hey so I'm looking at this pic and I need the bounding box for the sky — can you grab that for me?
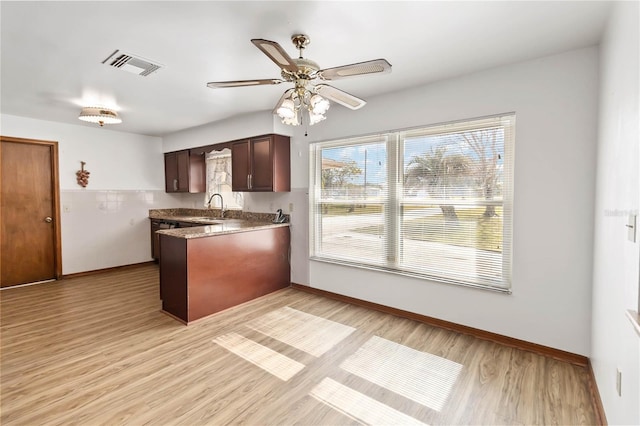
[321,128,505,186]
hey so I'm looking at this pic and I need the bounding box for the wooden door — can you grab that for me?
[1,137,61,287]
[231,141,250,191]
[250,137,273,191]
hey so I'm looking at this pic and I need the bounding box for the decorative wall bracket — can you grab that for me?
[76,161,90,187]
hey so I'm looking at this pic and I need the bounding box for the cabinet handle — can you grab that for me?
[173,179,178,191]
[247,174,251,189]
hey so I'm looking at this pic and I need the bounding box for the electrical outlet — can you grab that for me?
[289,202,294,213]
[616,368,622,396]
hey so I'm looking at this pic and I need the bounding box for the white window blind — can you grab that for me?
[310,114,515,291]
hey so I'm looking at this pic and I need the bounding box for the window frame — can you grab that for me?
[309,114,515,293]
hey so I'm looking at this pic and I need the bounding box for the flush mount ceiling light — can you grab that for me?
[207,34,392,127]
[78,107,122,127]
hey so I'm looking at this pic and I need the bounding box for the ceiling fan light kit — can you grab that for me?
[78,106,122,127]
[207,34,391,127]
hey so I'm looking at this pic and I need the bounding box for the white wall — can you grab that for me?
[591,1,640,424]
[299,47,599,356]
[1,114,194,274]
[162,111,290,152]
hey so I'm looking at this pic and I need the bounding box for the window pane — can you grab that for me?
[399,204,503,286]
[205,149,243,209]
[401,126,506,287]
[403,127,505,204]
[314,141,388,265]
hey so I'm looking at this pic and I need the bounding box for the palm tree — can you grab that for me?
[321,159,362,213]
[405,146,470,221]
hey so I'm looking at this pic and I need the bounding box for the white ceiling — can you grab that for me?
[1,1,612,137]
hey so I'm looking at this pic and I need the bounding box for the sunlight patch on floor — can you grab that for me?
[310,377,428,425]
[213,332,305,381]
[246,306,356,357]
[340,336,463,412]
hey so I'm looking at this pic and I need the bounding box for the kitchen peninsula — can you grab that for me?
[151,209,290,324]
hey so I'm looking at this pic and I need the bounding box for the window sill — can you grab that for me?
[627,310,640,337]
[310,256,512,294]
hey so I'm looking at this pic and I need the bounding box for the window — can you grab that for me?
[310,114,515,291]
[204,148,243,210]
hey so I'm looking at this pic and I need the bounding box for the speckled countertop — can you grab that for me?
[149,208,289,239]
[157,221,289,239]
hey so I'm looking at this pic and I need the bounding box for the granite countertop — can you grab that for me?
[150,208,289,239]
[156,220,289,239]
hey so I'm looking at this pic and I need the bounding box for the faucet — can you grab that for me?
[206,193,226,217]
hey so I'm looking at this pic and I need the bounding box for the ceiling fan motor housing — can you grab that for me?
[282,57,320,82]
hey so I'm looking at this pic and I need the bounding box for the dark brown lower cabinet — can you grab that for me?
[159,226,290,323]
[150,220,162,260]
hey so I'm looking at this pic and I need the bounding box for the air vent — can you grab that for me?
[102,50,162,76]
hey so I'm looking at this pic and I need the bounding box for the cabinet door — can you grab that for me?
[165,150,202,193]
[271,134,291,192]
[150,220,161,260]
[164,152,179,192]
[176,150,190,192]
[188,152,206,193]
[231,141,250,191]
[250,137,273,191]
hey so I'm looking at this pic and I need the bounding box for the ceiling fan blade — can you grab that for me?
[318,59,392,81]
[315,84,366,110]
[206,79,283,89]
[251,39,299,73]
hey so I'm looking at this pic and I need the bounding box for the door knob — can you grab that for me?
[44,217,53,223]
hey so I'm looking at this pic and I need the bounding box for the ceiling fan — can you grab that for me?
[207,34,392,126]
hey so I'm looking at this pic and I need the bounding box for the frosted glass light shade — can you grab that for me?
[310,94,330,115]
[276,99,296,119]
[78,107,122,126]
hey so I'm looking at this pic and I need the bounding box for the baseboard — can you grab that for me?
[62,261,157,279]
[291,283,589,367]
[587,359,608,425]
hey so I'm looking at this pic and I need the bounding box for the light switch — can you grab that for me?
[628,214,637,242]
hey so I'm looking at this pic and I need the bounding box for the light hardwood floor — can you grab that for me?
[1,265,598,425]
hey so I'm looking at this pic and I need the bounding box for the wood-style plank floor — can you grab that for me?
[1,265,597,425]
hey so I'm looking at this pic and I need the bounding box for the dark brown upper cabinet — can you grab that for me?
[164,150,205,193]
[231,134,290,192]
